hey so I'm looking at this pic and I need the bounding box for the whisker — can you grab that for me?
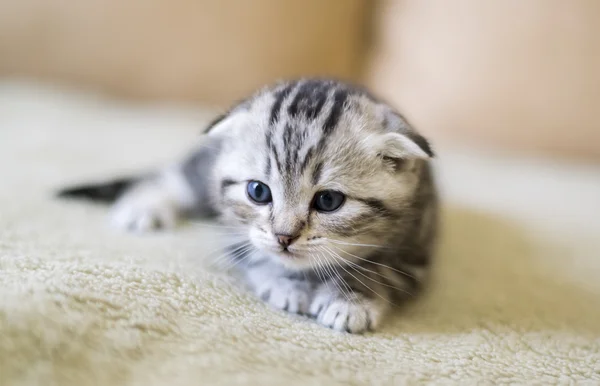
[189,230,247,236]
[321,249,352,293]
[316,247,356,305]
[193,231,249,238]
[311,253,333,294]
[219,246,256,271]
[323,246,413,297]
[188,228,249,239]
[328,243,417,281]
[206,241,252,268]
[214,243,254,271]
[201,239,248,260]
[188,221,247,230]
[320,246,400,307]
[225,242,253,260]
[322,238,388,249]
[195,233,250,239]
[324,245,392,281]
[311,260,327,289]
[314,250,351,304]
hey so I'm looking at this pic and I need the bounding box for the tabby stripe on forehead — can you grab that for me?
[322,88,348,135]
[287,80,329,119]
[287,81,308,117]
[299,146,315,174]
[283,124,295,172]
[265,130,271,149]
[283,124,303,174]
[291,125,304,166]
[269,83,295,126]
[306,84,329,120]
[265,156,271,177]
[270,143,284,175]
[311,161,323,185]
[267,83,295,174]
[282,123,294,152]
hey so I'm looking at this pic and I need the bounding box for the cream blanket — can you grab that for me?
[1,81,599,385]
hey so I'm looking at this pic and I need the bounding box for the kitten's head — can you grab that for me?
[208,80,434,271]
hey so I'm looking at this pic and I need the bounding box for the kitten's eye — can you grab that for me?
[247,181,272,204]
[313,190,345,212]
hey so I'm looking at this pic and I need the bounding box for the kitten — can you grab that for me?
[59,79,438,333]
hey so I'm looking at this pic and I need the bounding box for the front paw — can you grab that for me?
[309,290,385,333]
[111,185,178,232]
[256,277,311,315]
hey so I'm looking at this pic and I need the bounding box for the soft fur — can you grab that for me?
[59,79,438,333]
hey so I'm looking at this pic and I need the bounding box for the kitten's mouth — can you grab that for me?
[277,248,299,259]
[268,248,311,269]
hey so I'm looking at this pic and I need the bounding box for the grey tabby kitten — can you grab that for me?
[59,79,438,333]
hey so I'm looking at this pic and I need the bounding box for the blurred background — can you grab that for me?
[1,0,599,161]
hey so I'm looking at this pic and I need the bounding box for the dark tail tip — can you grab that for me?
[56,177,136,203]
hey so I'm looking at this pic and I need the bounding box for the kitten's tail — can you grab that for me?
[56,176,138,203]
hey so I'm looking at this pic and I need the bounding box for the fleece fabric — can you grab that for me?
[1,81,599,385]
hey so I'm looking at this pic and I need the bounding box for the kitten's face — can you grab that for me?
[209,81,432,271]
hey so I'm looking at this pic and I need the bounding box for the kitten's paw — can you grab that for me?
[309,291,385,333]
[110,184,178,232]
[256,277,311,315]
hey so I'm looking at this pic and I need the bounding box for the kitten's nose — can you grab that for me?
[276,234,298,248]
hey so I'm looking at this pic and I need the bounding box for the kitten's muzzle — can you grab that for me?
[276,234,299,249]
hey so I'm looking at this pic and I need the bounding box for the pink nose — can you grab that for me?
[276,234,298,248]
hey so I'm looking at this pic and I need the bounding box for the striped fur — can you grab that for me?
[59,79,439,333]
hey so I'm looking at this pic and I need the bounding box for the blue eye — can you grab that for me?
[247,181,272,204]
[313,190,345,212]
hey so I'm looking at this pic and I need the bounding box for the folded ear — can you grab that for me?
[203,110,245,136]
[376,132,433,160]
[367,109,434,172]
[203,113,228,134]
[380,110,434,159]
[203,96,251,134]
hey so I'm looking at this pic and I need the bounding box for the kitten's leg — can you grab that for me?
[111,139,220,232]
[111,168,192,231]
[308,267,393,333]
[245,262,315,315]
